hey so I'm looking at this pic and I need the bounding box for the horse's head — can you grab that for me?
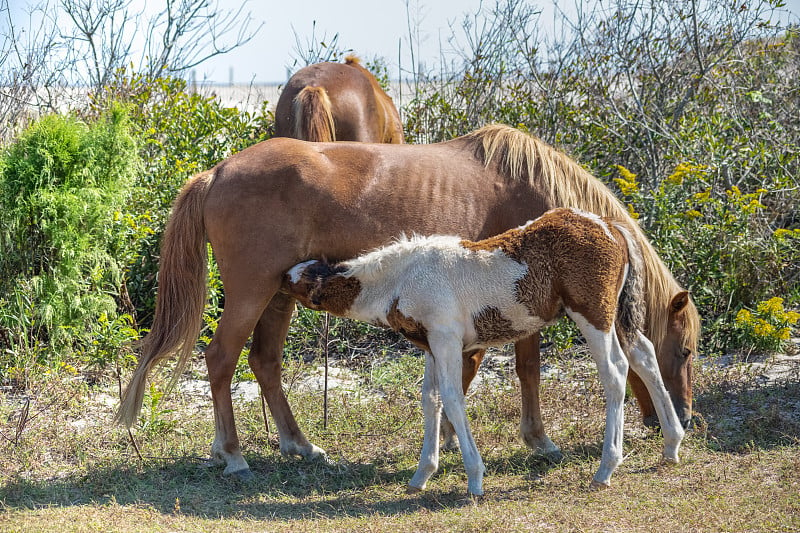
[649,291,700,429]
[283,259,362,316]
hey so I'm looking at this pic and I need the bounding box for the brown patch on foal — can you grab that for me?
[386,299,431,351]
[315,275,362,316]
[473,306,526,345]
[463,209,628,333]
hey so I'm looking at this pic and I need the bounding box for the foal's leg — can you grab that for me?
[248,291,327,460]
[515,334,561,457]
[570,313,629,488]
[440,349,483,451]
[408,352,442,493]
[430,332,485,496]
[626,331,684,462]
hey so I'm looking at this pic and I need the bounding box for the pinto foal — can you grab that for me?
[284,208,684,495]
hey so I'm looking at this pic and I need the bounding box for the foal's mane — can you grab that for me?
[463,124,701,352]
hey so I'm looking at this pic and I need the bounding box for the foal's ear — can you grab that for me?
[670,291,690,314]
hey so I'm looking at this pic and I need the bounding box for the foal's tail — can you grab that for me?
[613,221,646,347]
[292,86,336,142]
[116,170,215,427]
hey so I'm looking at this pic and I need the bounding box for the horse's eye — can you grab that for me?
[682,348,692,358]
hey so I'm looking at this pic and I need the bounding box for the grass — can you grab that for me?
[1,340,799,532]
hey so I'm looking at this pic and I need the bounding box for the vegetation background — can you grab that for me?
[1,0,798,531]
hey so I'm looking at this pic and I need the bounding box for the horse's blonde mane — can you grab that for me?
[464,124,701,352]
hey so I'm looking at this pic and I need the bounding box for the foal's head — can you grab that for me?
[283,259,361,316]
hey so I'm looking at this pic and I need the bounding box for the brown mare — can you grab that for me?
[274,55,404,143]
[118,125,700,479]
[282,208,686,494]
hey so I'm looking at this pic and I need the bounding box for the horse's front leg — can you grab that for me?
[408,351,441,493]
[440,349,484,451]
[248,291,327,461]
[515,334,561,458]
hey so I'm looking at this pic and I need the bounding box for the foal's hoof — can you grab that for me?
[406,484,423,495]
[660,455,680,465]
[224,468,255,482]
[589,479,610,491]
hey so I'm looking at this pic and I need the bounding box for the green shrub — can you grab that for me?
[0,106,141,370]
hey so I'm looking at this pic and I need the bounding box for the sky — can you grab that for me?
[199,0,501,83]
[6,0,800,85]
[198,0,800,84]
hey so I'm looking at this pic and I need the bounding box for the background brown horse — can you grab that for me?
[117,125,700,479]
[274,56,404,143]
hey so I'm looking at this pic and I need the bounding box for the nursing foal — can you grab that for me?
[283,208,685,495]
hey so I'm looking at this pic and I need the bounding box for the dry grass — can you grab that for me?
[1,344,799,532]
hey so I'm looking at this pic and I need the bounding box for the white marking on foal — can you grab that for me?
[287,260,318,283]
[567,207,615,241]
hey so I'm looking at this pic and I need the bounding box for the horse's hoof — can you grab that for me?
[406,484,423,494]
[589,479,610,491]
[312,453,336,466]
[224,468,255,482]
[543,449,564,463]
[661,455,680,465]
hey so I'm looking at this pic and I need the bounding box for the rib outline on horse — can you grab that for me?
[116,125,699,481]
[284,208,685,495]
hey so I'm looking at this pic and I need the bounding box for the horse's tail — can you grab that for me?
[612,221,646,348]
[116,170,215,428]
[292,86,336,142]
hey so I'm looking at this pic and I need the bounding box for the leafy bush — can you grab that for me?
[0,106,140,371]
[88,73,274,326]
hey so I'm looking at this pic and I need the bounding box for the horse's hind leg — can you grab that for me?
[248,291,326,460]
[626,331,684,462]
[515,335,561,458]
[206,300,266,478]
[440,349,483,451]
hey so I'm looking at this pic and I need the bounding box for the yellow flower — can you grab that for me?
[735,309,753,324]
[726,185,742,198]
[59,362,78,376]
[665,162,707,185]
[753,319,775,337]
[615,164,637,182]
[757,297,784,317]
[684,209,702,219]
[773,228,794,240]
[785,311,800,325]
[692,189,712,203]
[742,199,765,214]
[613,165,639,196]
[777,328,791,341]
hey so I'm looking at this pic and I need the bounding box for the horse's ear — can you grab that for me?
[670,291,690,314]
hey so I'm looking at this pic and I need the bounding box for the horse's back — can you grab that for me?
[203,136,541,264]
